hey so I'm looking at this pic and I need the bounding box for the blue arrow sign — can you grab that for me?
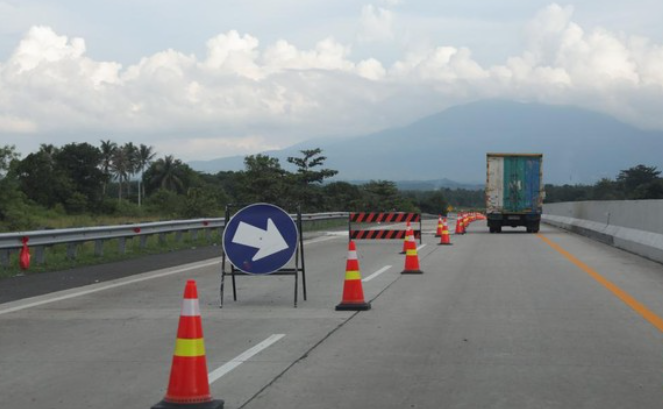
[223,203,299,275]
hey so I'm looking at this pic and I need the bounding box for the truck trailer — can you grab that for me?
[485,153,544,233]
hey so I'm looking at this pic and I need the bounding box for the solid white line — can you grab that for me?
[417,244,427,251]
[362,265,392,282]
[0,259,221,316]
[0,233,339,315]
[305,235,342,244]
[208,334,285,384]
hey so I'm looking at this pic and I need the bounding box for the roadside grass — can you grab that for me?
[0,219,348,279]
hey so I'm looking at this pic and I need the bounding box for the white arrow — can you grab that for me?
[231,218,289,261]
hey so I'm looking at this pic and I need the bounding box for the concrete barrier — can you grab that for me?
[543,200,663,264]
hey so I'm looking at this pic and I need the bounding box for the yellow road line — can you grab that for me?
[537,234,663,333]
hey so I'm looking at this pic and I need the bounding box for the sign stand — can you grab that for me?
[219,204,307,308]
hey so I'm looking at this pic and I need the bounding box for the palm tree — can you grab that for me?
[99,140,117,197]
[135,144,156,206]
[149,155,186,193]
[123,142,139,200]
[110,146,131,201]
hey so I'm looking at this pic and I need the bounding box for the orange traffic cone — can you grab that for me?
[401,233,423,274]
[455,213,465,235]
[435,215,443,237]
[438,218,452,246]
[463,213,470,232]
[401,221,413,254]
[152,280,224,409]
[336,241,371,311]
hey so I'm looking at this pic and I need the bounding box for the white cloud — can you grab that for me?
[1,4,663,161]
[357,5,395,43]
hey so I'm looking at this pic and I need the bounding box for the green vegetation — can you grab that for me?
[544,165,663,203]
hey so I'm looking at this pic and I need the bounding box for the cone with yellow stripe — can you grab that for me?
[336,241,371,311]
[455,213,465,235]
[435,215,444,237]
[152,280,224,409]
[401,231,423,274]
[438,218,452,246]
[400,221,413,254]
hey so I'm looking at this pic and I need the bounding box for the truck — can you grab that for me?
[485,153,544,233]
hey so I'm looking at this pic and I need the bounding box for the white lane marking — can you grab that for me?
[305,236,341,245]
[417,244,427,251]
[0,259,220,316]
[208,334,285,384]
[0,234,340,315]
[362,265,392,283]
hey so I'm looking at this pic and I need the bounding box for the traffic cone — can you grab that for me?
[152,280,224,409]
[336,241,371,311]
[463,214,470,232]
[401,221,413,254]
[401,233,423,274]
[435,216,443,237]
[438,218,452,246]
[455,213,464,235]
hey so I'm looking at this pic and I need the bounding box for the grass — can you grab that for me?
[1,218,349,279]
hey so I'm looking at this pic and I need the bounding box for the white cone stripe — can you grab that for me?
[181,299,200,316]
[348,250,358,259]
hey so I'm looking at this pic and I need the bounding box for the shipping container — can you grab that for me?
[485,153,544,233]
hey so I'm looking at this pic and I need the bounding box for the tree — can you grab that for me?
[99,140,117,197]
[110,146,132,201]
[617,164,661,199]
[361,180,417,212]
[0,145,31,228]
[322,182,362,211]
[287,148,338,210]
[238,154,289,205]
[54,142,105,212]
[135,144,156,206]
[15,145,72,208]
[145,155,190,194]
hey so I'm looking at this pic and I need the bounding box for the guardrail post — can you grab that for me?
[139,235,149,249]
[205,229,211,241]
[94,240,104,257]
[118,238,126,254]
[158,233,167,245]
[175,231,183,243]
[191,230,199,241]
[66,243,78,260]
[1,250,9,267]
[35,246,46,264]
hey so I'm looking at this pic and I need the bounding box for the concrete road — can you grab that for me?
[2,220,663,408]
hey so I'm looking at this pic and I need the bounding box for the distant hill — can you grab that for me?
[188,100,663,185]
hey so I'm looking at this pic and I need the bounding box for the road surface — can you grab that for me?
[2,220,663,408]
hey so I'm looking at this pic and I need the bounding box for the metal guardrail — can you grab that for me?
[0,212,350,268]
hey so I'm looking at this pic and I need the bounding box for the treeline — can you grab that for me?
[545,165,663,203]
[0,143,484,232]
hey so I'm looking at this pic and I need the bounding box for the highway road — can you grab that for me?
[2,220,663,408]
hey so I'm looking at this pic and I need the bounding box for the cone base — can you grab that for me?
[151,399,224,409]
[437,242,453,246]
[335,302,371,311]
[401,269,424,274]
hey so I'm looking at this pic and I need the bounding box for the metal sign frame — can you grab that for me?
[219,204,307,308]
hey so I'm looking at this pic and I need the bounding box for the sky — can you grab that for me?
[1,0,663,162]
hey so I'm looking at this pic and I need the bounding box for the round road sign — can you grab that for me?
[222,203,299,275]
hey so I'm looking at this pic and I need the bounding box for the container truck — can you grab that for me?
[485,153,544,233]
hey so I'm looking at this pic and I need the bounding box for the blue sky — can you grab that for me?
[1,1,663,161]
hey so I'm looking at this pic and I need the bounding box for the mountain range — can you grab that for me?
[188,100,663,186]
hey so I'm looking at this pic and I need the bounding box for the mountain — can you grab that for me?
[188,100,663,185]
